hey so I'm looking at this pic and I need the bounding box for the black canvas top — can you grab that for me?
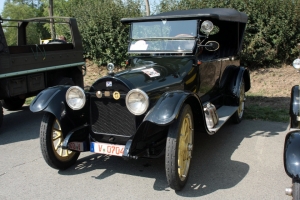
[121,8,248,24]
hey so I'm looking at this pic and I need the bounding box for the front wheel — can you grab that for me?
[165,104,194,191]
[40,113,80,169]
[232,78,245,124]
[293,180,300,200]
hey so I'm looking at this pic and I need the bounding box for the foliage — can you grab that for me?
[159,0,300,68]
[1,0,48,45]
[2,0,300,67]
[74,0,143,66]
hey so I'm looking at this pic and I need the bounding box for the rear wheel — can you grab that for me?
[1,97,25,110]
[165,104,194,191]
[232,78,245,124]
[40,113,80,169]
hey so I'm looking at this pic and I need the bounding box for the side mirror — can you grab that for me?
[204,41,219,51]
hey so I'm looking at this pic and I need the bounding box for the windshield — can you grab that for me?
[129,20,197,53]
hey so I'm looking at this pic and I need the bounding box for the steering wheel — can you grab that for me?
[47,39,66,44]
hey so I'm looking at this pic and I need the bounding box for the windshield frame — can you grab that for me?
[128,20,198,54]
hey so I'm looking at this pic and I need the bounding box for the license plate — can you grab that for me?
[90,142,125,156]
[68,142,84,151]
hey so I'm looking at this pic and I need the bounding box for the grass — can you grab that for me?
[244,96,289,123]
[25,97,35,105]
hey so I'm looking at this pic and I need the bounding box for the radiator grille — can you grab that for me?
[90,97,136,137]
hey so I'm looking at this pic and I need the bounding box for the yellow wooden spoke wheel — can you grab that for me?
[40,113,80,169]
[165,104,194,191]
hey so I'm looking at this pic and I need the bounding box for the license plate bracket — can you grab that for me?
[90,142,125,156]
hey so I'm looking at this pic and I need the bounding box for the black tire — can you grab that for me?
[293,181,300,200]
[1,97,25,110]
[165,104,194,191]
[52,77,75,86]
[232,78,245,124]
[0,101,3,129]
[40,112,80,170]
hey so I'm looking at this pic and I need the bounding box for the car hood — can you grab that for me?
[115,57,194,92]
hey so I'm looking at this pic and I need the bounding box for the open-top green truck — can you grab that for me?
[0,17,84,129]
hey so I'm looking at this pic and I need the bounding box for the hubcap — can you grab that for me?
[51,119,75,161]
[178,113,193,181]
[237,80,245,118]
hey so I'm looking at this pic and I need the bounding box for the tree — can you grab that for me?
[1,0,48,45]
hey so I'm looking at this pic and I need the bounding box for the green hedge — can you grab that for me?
[66,0,143,66]
[48,0,300,68]
[159,0,300,68]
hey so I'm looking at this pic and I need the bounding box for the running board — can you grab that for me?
[208,106,238,134]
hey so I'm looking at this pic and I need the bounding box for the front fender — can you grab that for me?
[284,131,300,180]
[144,91,197,125]
[30,86,88,134]
[290,85,300,128]
[30,86,69,113]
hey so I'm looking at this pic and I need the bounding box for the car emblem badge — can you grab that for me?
[96,91,102,98]
[106,81,112,87]
[104,91,110,97]
[113,91,120,100]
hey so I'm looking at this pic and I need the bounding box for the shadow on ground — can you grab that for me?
[58,119,288,197]
[0,106,43,145]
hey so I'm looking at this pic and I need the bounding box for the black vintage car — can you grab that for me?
[284,44,300,199]
[30,8,250,191]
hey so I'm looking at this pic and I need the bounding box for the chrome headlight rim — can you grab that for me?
[293,58,300,70]
[125,89,149,115]
[65,86,86,110]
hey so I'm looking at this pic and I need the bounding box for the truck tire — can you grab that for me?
[53,77,75,86]
[1,97,26,110]
[165,104,194,191]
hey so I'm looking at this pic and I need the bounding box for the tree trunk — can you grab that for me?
[48,0,55,39]
[144,0,150,16]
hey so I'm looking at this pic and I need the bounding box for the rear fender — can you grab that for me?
[30,86,88,134]
[220,66,250,106]
[284,131,300,180]
[290,85,300,128]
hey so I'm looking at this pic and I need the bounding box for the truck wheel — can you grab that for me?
[165,104,194,191]
[53,77,75,86]
[293,181,300,200]
[40,112,80,170]
[1,97,25,110]
[232,78,245,124]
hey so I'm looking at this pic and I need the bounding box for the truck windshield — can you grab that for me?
[129,20,197,53]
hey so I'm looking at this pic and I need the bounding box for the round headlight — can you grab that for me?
[66,86,86,110]
[201,20,214,34]
[293,58,300,70]
[126,89,149,115]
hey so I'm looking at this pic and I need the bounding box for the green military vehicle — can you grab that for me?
[0,17,84,128]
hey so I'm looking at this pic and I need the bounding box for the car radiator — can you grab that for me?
[90,97,136,137]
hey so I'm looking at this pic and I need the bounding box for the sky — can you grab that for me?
[0,0,162,16]
[0,0,4,14]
